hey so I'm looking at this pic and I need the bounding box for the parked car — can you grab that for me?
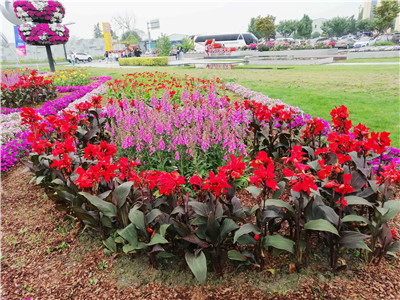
[335,37,356,49]
[354,37,372,48]
[315,37,337,48]
[392,33,400,45]
[370,34,393,45]
[67,52,93,63]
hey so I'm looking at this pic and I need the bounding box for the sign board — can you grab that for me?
[14,25,26,56]
[102,22,113,51]
[150,19,160,29]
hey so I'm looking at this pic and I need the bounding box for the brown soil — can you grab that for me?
[1,160,400,300]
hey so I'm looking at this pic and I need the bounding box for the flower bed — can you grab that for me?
[0,76,111,172]
[51,69,92,87]
[21,72,400,286]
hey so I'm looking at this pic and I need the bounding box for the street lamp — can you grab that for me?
[63,22,75,61]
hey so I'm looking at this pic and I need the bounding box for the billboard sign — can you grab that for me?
[102,22,113,51]
[14,25,26,56]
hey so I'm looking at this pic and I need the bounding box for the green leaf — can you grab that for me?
[339,231,369,244]
[103,236,117,252]
[128,207,146,234]
[146,209,163,224]
[381,200,400,222]
[341,241,371,251]
[160,224,170,237]
[117,223,138,246]
[303,219,339,236]
[246,186,261,198]
[181,233,210,248]
[233,223,260,243]
[345,196,372,207]
[36,176,45,185]
[51,178,64,185]
[79,192,117,217]
[227,250,247,261]
[341,215,371,224]
[114,181,133,208]
[263,235,295,254]
[263,199,294,213]
[220,218,239,239]
[185,251,207,285]
[189,201,209,217]
[147,233,168,246]
[272,181,286,199]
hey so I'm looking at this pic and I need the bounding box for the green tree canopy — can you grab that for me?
[247,17,263,39]
[155,34,171,56]
[296,14,312,39]
[93,23,102,38]
[276,20,298,37]
[121,30,142,44]
[175,37,194,53]
[321,17,352,37]
[373,0,400,33]
[356,18,377,32]
[254,15,276,40]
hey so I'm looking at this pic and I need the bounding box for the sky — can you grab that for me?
[1,0,364,44]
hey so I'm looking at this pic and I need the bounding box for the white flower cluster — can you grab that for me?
[30,0,48,10]
[0,112,28,145]
[16,6,29,19]
[18,23,33,36]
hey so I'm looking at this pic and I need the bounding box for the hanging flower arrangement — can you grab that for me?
[18,23,69,45]
[13,0,65,23]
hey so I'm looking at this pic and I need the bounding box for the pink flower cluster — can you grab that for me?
[13,0,65,23]
[104,89,250,157]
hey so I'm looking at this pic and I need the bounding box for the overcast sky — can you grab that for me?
[2,0,364,43]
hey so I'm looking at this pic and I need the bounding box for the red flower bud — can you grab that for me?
[254,234,260,241]
[147,228,154,233]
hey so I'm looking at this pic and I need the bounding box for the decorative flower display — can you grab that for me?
[18,23,69,45]
[13,0,65,23]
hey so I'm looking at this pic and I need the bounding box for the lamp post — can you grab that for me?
[62,22,75,61]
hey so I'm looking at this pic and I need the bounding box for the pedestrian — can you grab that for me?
[70,51,75,67]
[178,47,184,60]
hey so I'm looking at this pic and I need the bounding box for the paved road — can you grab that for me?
[328,62,400,65]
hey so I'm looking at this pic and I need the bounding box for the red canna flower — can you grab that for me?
[376,162,400,186]
[74,166,95,189]
[157,171,186,196]
[52,136,75,156]
[283,167,318,195]
[301,117,326,139]
[317,159,333,180]
[202,170,231,197]
[330,105,352,134]
[282,145,307,166]
[249,163,279,190]
[51,154,72,172]
[325,174,354,208]
[190,174,203,191]
[366,131,391,155]
[251,151,273,169]
[32,139,53,155]
[219,154,245,180]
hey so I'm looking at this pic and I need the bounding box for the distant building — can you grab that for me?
[362,0,400,32]
[312,18,328,35]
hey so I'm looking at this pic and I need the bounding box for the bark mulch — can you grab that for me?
[1,160,399,300]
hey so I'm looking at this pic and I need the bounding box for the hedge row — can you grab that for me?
[118,57,169,66]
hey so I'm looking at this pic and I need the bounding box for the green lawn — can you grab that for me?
[31,64,400,147]
[335,57,400,63]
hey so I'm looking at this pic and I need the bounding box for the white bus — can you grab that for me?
[193,33,258,52]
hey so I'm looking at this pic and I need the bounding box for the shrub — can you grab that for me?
[314,42,332,49]
[374,41,396,46]
[274,41,290,51]
[118,57,169,66]
[257,43,271,51]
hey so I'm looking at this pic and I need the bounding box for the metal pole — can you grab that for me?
[63,43,68,60]
[45,44,55,72]
[147,21,151,51]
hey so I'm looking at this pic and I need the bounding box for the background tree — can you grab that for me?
[155,34,171,56]
[347,15,357,34]
[121,30,142,43]
[254,15,276,41]
[93,22,102,38]
[373,0,400,33]
[311,32,321,38]
[296,14,312,39]
[276,20,298,37]
[321,17,351,37]
[175,37,194,52]
[356,18,377,32]
[247,17,262,39]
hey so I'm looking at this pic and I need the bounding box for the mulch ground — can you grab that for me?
[1,160,400,300]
